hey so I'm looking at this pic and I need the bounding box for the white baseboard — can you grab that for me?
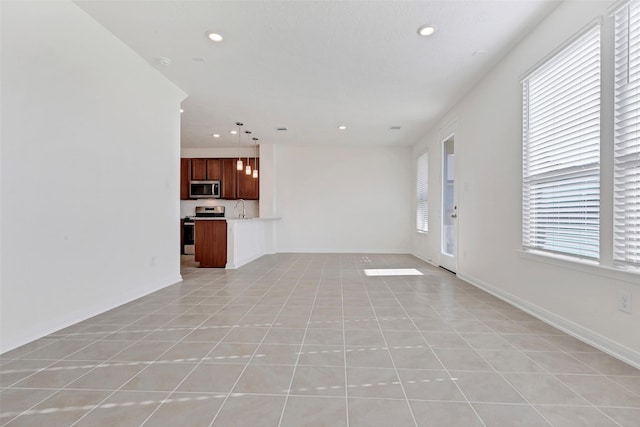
[1,275,183,354]
[226,251,264,269]
[275,249,411,254]
[411,252,439,268]
[228,250,412,268]
[457,272,640,370]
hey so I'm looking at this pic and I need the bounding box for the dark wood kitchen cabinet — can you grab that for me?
[237,158,259,200]
[190,158,207,180]
[194,220,227,268]
[221,158,237,199]
[180,157,259,200]
[206,159,222,180]
[191,158,222,181]
[180,158,190,200]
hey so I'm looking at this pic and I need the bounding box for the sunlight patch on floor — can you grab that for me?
[363,268,423,277]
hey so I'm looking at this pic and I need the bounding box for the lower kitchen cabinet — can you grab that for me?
[194,220,227,268]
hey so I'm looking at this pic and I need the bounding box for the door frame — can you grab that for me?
[438,120,458,273]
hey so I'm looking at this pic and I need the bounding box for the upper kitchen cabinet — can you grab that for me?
[180,158,190,200]
[206,159,222,180]
[191,158,222,181]
[191,158,207,180]
[221,158,237,200]
[237,158,259,200]
[180,157,259,200]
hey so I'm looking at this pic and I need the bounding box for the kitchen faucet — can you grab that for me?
[235,199,246,218]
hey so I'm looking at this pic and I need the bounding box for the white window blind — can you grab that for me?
[614,1,640,267]
[522,26,601,259]
[416,152,429,232]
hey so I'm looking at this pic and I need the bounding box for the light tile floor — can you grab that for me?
[1,254,638,426]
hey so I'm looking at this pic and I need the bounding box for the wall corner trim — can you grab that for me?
[457,272,640,370]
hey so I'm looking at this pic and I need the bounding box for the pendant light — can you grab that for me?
[252,137,259,178]
[244,131,252,175]
[235,122,243,171]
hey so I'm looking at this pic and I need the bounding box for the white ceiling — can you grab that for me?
[76,0,560,148]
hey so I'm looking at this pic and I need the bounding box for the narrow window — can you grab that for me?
[416,152,429,232]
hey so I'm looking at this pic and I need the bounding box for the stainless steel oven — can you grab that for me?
[182,218,195,255]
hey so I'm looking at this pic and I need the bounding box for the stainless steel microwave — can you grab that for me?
[189,180,221,199]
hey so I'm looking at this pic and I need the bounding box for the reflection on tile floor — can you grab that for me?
[1,253,638,426]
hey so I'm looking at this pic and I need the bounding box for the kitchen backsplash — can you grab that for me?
[180,199,259,219]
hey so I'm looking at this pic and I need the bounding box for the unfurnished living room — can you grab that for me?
[1,0,639,426]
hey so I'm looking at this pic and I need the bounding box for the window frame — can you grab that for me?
[613,0,640,269]
[521,24,602,261]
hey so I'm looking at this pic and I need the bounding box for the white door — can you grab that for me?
[440,136,457,272]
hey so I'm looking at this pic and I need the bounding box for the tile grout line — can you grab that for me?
[149,258,299,427]
[128,255,301,427]
[275,258,325,427]
[545,372,627,426]
[5,387,637,408]
[340,255,350,427]
[426,285,562,427]
[446,320,557,426]
[3,254,638,426]
[376,270,489,427]
[394,267,630,426]
[69,270,268,426]
[471,319,628,426]
[6,362,637,385]
[0,294,198,427]
[355,258,419,427]
[2,315,156,387]
[607,376,640,400]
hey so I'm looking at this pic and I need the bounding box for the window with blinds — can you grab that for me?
[522,26,601,259]
[614,1,640,268]
[416,152,429,232]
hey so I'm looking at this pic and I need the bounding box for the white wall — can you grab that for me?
[0,1,186,352]
[412,0,639,366]
[274,145,412,253]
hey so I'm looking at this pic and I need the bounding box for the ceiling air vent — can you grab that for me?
[276,127,288,131]
[390,126,401,130]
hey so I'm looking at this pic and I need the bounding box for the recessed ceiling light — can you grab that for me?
[212,133,220,138]
[180,109,184,113]
[156,57,171,66]
[417,25,436,37]
[338,125,347,130]
[207,32,223,42]
[230,130,238,135]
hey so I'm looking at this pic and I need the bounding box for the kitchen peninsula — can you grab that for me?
[194,218,227,268]
[194,216,278,269]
